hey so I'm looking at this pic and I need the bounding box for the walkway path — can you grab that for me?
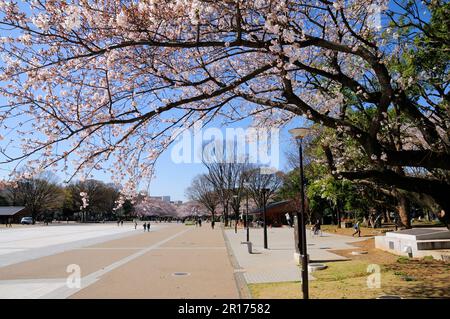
[224,227,368,284]
[0,223,239,299]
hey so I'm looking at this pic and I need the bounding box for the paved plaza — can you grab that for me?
[224,227,368,284]
[0,224,140,267]
[0,223,239,299]
[0,223,372,299]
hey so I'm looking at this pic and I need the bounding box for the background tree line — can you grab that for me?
[187,134,444,229]
[0,172,132,223]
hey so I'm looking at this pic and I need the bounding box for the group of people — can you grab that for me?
[192,217,217,229]
[4,218,12,227]
[131,220,151,232]
[142,222,151,232]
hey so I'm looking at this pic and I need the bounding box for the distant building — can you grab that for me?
[162,196,171,202]
[150,196,171,202]
[250,200,297,226]
[0,206,29,224]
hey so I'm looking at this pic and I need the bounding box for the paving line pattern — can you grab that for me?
[40,227,192,299]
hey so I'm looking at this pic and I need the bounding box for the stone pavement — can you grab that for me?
[0,223,140,267]
[0,223,239,299]
[223,227,368,284]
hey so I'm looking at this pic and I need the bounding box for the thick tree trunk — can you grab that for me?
[368,212,374,228]
[32,210,37,224]
[397,194,411,229]
[335,205,340,227]
[385,209,392,223]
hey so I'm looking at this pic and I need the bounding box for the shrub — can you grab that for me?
[402,276,416,282]
[397,256,410,264]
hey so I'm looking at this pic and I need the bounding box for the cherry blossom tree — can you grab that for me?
[67,178,120,220]
[79,191,88,222]
[176,200,208,218]
[133,195,176,218]
[0,1,448,225]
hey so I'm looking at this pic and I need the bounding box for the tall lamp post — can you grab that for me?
[289,127,311,300]
[337,182,343,228]
[232,195,239,234]
[243,182,250,242]
[262,187,270,249]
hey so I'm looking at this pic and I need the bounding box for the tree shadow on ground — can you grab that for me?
[383,282,450,299]
[384,259,450,298]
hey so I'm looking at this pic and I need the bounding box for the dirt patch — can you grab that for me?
[329,238,398,265]
[321,225,391,237]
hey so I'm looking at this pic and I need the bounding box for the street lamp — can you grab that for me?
[243,182,250,242]
[337,182,343,228]
[262,187,270,249]
[232,194,239,234]
[259,167,278,249]
[289,127,311,300]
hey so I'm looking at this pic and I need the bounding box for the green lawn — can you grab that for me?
[249,241,450,299]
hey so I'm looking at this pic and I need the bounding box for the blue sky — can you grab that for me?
[0,88,301,201]
[2,0,422,200]
[0,95,300,201]
[147,120,300,201]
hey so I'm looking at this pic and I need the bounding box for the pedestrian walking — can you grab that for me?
[285,213,290,227]
[352,221,361,237]
[211,220,215,229]
[134,220,138,230]
[147,221,151,232]
[198,218,202,227]
[312,219,321,235]
[121,220,123,226]
[143,223,147,232]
